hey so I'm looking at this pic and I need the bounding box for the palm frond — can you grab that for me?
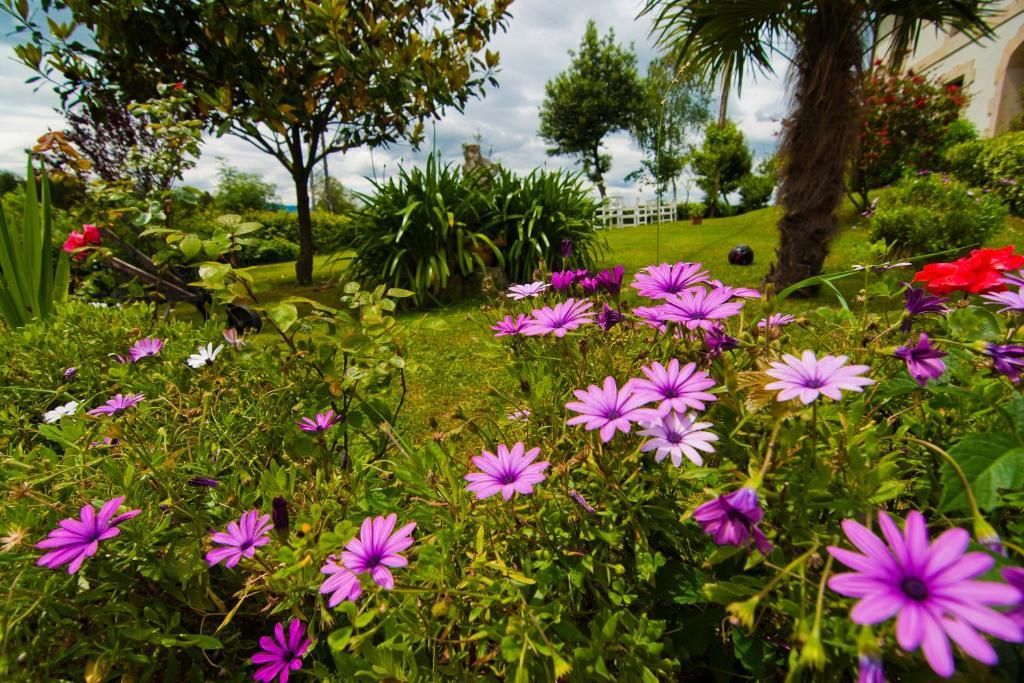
[871,0,997,62]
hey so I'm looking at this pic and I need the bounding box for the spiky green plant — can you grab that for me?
[0,158,70,328]
[348,153,498,305]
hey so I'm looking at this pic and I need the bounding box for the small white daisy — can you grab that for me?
[43,401,79,424]
[186,343,224,369]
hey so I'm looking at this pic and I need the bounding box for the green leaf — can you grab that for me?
[386,287,414,298]
[940,433,1024,512]
[179,233,202,260]
[265,302,298,333]
[948,306,1001,342]
[327,627,352,652]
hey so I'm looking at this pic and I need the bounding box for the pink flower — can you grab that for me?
[296,409,342,433]
[251,619,311,683]
[656,287,745,331]
[566,376,647,442]
[764,351,873,404]
[491,314,530,338]
[205,510,273,568]
[339,514,416,591]
[36,496,140,573]
[521,298,595,337]
[631,262,709,300]
[629,359,716,415]
[87,393,145,416]
[465,442,549,500]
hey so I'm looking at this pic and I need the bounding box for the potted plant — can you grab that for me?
[689,203,705,226]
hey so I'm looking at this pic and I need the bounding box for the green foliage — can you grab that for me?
[0,169,21,196]
[0,158,70,328]
[945,132,1024,215]
[10,0,512,284]
[629,56,710,197]
[737,155,777,214]
[689,121,752,215]
[484,167,605,282]
[849,69,967,207]
[348,153,495,306]
[213,163,278,213]
[868,174,1008,254]
[538,20,643,197]
[687,202,706,219]
[311,170,358,215]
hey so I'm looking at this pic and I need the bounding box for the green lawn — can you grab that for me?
[238,207,1024,441]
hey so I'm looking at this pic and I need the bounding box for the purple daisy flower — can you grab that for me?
[984,343,1024,383]
[492,313,530,338]
[565,376,648,442]
[1002,270,1024,288]
[1002,567,1024,629]
[507,408,531,422]
[894,334,947,386]
[903,286,950,332]
[187,476,220,488]
[507,281,550,300]
[222,328,246,349]
[551,270,577,291]
[521,298,595,337]
[981,289,1024,314]
[569,489,596,514]
[320,555,363,606]
[703,324,738,358]
[633,305,669,332]
[205,509,273,568]
[297,409,342,433]
[707,281,762,299]
[578,276,600,295]
[251,619,311,683]
[828,510,1024,678]
[631,262,709,300]
[757,313,796,330]
[340,513,416,590]
[657,287,745,331]
[637,410,718,467]
[596,304,625,330]
[63,367,77,380]
[35,496,141,574]
[87,393,145,416]
[464,442,549,500]
[272,497,289,537]
[858,654,885,683]
[630,359,717,415]
[596,265,625,295]
[128,337,164,363]
[559,238,573,259]
[764,351,873,404]
[692,487,772,555]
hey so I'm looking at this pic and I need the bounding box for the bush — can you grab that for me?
[235,236,300,266]
[349,155,603,304]
[245,209,354,255]
[868,174,1007,254]
[737,156,777,214]
[484,167,604,281]
[945,132,1024,215]
[850,69,966,207]
[213,163,278,212]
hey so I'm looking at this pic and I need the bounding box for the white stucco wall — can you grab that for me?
[877,0,1024,135]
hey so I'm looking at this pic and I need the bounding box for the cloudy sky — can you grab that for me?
[0,1,790,204]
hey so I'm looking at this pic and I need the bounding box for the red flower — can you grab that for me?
[912,247,1024,295]
[62,231,86,260]
[82,224,101,244]
[173,81,184,90]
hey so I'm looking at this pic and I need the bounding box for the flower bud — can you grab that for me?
[272,497,289,540]
[974,518,1005,556]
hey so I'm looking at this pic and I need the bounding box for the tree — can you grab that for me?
[629,56,710,199]
[214,163,278,213]
[0,171,21,197]
[642,0,994,290]
[539,20,643,199]
[738,154,779,214]
[311,171,357,215]
[689,121,752,215]
[8,0,511,284]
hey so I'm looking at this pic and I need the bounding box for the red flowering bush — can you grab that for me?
[850,68,967,208]
[912,246,1024,295]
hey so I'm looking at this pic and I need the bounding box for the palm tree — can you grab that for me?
[641,0,995,291]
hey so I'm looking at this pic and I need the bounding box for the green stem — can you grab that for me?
[904,437,982,520]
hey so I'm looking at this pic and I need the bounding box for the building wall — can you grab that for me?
[877,0,1024,136]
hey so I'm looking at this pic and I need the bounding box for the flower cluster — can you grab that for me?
[62,224,101,260]
[913,246,1024,295]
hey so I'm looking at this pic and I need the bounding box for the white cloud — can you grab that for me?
[0,1,790,203]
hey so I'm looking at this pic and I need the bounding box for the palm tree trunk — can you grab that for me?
[767,0,862,293]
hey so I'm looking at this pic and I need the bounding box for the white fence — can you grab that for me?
[596,197,678,229]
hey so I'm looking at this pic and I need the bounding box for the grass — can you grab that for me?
[235,206,1024,442]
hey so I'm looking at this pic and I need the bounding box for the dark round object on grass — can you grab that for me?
[728,245,754,266]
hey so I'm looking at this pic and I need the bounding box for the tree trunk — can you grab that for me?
[591,149,607,199]
[293,168,314,285]
[718,69,731,127]
[766,0,862,293]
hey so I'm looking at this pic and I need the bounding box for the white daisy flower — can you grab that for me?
[186,343,224,369]
[43,401,79,424]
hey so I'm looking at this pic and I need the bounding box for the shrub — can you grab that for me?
[737,156,777,214]
[348,153,494,305]
[235,236,300,266]
[945,132,1024,215]
[213,163,278,212]
[850,69,966,208]
[868,174,1007,254]
[484,167,604,281]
